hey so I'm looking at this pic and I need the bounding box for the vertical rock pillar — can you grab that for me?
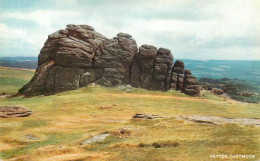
[183,70,200,96]
[151,48,173,91]
[170,60,184,91]
[130,45,157,89]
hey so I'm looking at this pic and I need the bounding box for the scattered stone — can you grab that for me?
[125,88,134,93]
[111,126,139,138]
[113,128,133,137]
[126,84,132,88]
[117,85,127,91]
[119,129,131,135]
[80,132,110,145]
[0,92,10,98]
[152,143,162,148]
[132,113,162,119]
[24,134,40,141]
[220,93,230,99]
[117,85,135,92]
[0,105,33,118]
[211,88,224,95]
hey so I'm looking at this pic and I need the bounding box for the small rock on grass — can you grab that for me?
[132,113,162,119]
[80,132,110,145]
[0,105,33,118]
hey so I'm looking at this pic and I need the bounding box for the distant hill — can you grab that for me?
[182,59,260,85]
[0,57,37,69]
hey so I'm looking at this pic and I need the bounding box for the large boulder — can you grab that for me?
[38,25,107,67]
[19,25,138,96]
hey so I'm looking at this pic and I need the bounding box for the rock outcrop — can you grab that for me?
[19,24,200,96]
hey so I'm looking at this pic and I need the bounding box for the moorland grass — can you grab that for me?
[0,67,34,94]
[0,68,259,160]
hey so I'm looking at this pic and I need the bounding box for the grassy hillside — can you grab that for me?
[0,68,259,161]
[0,67,34,94]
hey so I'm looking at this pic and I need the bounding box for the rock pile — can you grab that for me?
[19,24,200,96]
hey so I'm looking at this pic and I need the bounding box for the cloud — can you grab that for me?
[0,10,82,55]
[0,0,259,59]
[0,24,26,40]
[1,10,81,29]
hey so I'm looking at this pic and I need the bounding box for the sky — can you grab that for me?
[0,0,259,60]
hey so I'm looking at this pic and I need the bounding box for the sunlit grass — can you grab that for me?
[0,67,34,94]
[0,68,259,160]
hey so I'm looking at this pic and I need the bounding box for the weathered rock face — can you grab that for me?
[130,45,157,89]
[129,46,173,91]
[151,48,173,91]
[19,24,200,96]
[182,70,200,96]
[169,64,200,96]
[170,60,184,91]
[94,33,138,86]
